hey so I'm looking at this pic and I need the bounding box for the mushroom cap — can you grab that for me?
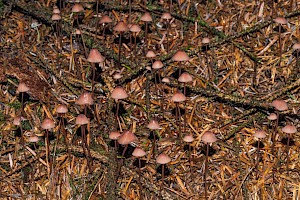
[111,86,128,100]
[132,147,146,157]
[41,118,55,130]
[13,116,23,126]
[253,130,267,139]
[267,113,277,121]
[113,73,123,80]
[117,130,137,145]
[152,60,164,69]
[282,124,297,134]
[147,120,160,130]
[87,49,105,63]
[171,91,186,102]
[75,114,89,125]
[271,100,288,111]
[17,82,30,93]
[140,12,152,22]
[56,104,68,114]
[51,14,61,21]
[162,77,170,83]
[178,72,193,83]
[113,21,128,32]
[27,134,39,143]
[161,12,172,20]
[75,29,82,35]
[72,3,84,13]
[172,50,190,62]
[202,37,211,44]
[156,153,171,164]
[201,131,217,143]
[109,131,121,140]
[129,24,141,33]
[146,50,156,58]
[53,8,60,14]
[292,43,300,50]
[76,92,94,105]
[274,17,287,25]
[183,134,194,143]
[99,15,112,24]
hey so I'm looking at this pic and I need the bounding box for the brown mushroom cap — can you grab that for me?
[274,17,287,25]
[56,104,68,114]
[117,130,137,145]
[282,124,297,134]
[140,12,152,22]
[53,8,60,14]
[147,120,161,130]
[292,43,300,50]
[156,153,171,164]
[202,37,211,44]
[51,14,61,21]
[267,113,277,121]
[13,116,23,126]
[111,86,128,100]
[178,72,193,83]
[253,130,267,139]
[183,134,194,143]
[132,147,146,157]
[41,118,55,130]
[271,100,288,111]
[87,49,105,63]
[75,114,89,125]
[113,21,128,32]
[201,131,217,143]
[129,24,141,33]
[146,50,156,58]
[161,12,172,20]
[109,131,121,140]
[171,91,186,102]
[172,50,190,62]
[152,60,164,69]
[99,15,113,24]
[76,92,94,105]
[162,77,170,83]
[75,29,82,35]
[17,82,30,93]
[72,4,84,13]
[27,134,40,143]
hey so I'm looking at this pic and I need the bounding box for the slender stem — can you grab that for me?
[278,25,282,68]
[118,33,122,69]
[176,103,182,146]
[122,144,128,157]
[162,164,165,180]
[286,134,290,175]
[153,132,156,158]
[138,158,141,189]
[256,140,260,178]
[204,143,209,200]
[92,64,95,96]
[145,22,148,53]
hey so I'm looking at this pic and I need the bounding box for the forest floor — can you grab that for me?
[0,0,299,199]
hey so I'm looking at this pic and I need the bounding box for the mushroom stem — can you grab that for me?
[121,144,128,157]
[118,33,123,69]
[145,22,148,52]
[278,24,282,68]
[256,140,260,178]
[286,134,291,175]
[204,143,209,200]
[153,132,156,158]
[162,164,165,180]
[176,102,182,146]
[81,125,92,171]
[138,158,142,189]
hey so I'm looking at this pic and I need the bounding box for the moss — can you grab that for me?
[8,101,21,110]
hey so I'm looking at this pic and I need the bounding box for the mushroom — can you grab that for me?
[201,131,217,200]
